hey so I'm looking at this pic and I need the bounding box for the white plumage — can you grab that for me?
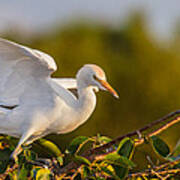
[0,38,119,159]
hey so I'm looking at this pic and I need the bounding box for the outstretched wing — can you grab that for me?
[0,38,57,105]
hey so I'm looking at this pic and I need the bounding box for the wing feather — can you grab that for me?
[0,38,57,105]
[52,78,77,89]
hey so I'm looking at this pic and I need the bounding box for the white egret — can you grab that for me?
[0,38,119,159]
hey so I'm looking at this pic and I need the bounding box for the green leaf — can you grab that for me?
[112,165,129,180]
[104,152,135,168]
[18,164,29,180]
[66,136,89,154]
[74,155,91,166]
[23,149,37,161]
[82,166,91,178]
[34,168,51,180]
[101,166,114,177]
[36,138,62,157]
[117,137,134,159]
[57,156,63,166]
[97,136,112,144]
[112,138,135,179]
[151,136,170,158]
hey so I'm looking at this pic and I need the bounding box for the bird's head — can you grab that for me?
[76,64,119,98]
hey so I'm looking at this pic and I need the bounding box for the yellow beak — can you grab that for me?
[97,79,119,99]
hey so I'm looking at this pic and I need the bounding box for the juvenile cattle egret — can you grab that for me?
[0,38,119,159]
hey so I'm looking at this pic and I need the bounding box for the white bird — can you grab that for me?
[0,38,119,159]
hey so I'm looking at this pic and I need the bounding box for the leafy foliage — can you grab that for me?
[0,129,179,179]
[150,136,170,158]
[66,136,89,155]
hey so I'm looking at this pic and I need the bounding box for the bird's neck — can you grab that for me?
[76,83,97,127]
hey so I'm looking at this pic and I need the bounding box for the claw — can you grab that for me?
[10,146,23,161]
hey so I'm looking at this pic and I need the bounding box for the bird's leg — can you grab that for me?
[10,145,23,161]
[10,130,34,160]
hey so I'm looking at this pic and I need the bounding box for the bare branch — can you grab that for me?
[88,110,180,155]
[58,110,180,175]
[0,164,18,179]
[128,158,180,179]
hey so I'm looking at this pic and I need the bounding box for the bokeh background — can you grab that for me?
[1,0,180,169]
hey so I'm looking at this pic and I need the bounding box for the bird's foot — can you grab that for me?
[29,158,52,168]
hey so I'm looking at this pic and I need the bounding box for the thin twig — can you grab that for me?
[0,164,18,180]
[128,168,180,179]
[135,116,180,146]
[127,158,180,179]
[94,115,180,161]
[88,110,180,155]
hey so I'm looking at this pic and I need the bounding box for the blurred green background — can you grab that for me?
[1,2,180,169]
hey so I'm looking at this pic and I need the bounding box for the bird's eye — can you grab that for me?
[93,74,98,80]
